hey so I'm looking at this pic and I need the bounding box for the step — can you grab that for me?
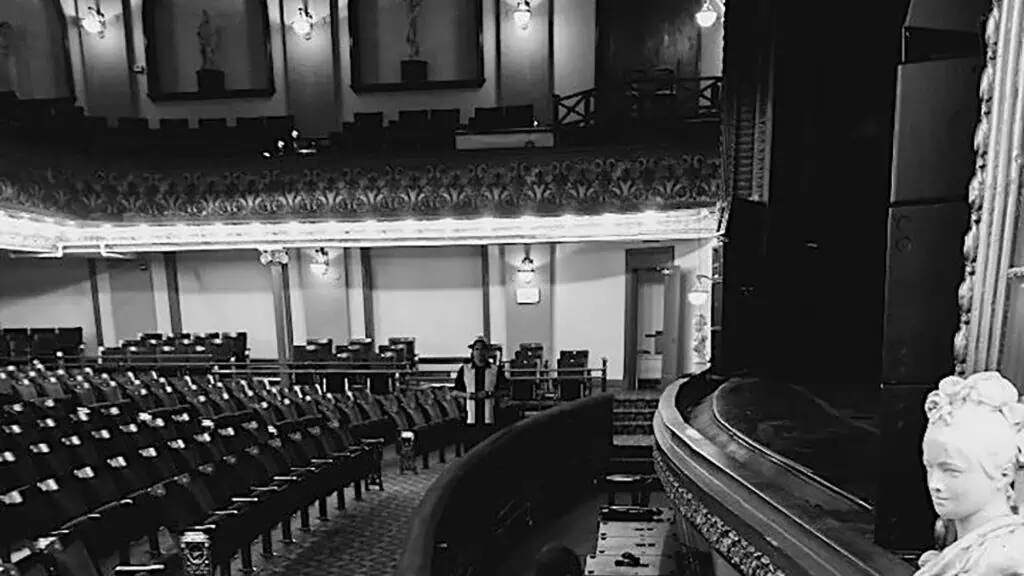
[613,408,658,417]
[613,422,654,435]
[608,457,655,475]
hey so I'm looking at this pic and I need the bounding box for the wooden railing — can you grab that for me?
[653,373,915,576]
[397,393,613,576]
[553,76,724,130]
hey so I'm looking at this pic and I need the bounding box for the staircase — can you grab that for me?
[609,392,661,475]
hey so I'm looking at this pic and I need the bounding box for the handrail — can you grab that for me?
[654,377,914,576]
[554,76,723,130]
[397,393,613,576]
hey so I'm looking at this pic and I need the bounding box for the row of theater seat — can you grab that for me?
[1,328,85,363]
[0,93,539,159]
[0,361,467,576]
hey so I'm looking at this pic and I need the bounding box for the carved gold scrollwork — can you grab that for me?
[180,531,212,576]
[653,447,784,576]
[954,0,1018,375]
[258,249,289,266]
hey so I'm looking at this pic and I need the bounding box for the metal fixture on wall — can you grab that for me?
[292,5,315,40]
[309,247,329,276]
[82,5,107,38]
[515,249,540,304]
[513,0,532,30]
[695,0,718,28]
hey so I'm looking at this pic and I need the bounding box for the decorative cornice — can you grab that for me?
[0,143,722,223]
[653,447,785,576]
[0,208,721,253]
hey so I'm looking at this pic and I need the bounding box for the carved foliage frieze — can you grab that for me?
[653,447,786,576]
[0,145,723,222]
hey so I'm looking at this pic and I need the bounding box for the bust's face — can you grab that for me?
[923,427,1002,521]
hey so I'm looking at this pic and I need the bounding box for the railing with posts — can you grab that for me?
[1,355,609,401]
[553,76,723,131]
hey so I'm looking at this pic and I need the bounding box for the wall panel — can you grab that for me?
[371,246,483,356]
[176,250,278,358]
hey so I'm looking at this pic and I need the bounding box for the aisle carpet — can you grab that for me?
[246,447,450,576]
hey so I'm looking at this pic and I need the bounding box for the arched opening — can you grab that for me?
[0,0,73,99]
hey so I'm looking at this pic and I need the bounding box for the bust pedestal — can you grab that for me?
[196,69,226,95]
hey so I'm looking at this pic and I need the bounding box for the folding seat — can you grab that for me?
[415,388,463,459]
[350,389,398,443]
[283,388,376,490]
[397,391,450,465]
[378,394,435,467]
[0,445,36,494]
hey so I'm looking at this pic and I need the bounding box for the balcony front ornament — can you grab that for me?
[653,448,783,576]
[0,146,722,223]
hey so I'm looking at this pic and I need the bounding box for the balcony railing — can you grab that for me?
[554,76,723,134]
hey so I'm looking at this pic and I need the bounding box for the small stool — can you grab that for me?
[604,474,654,506]
[363,437,385,490]
[399,430,418,474]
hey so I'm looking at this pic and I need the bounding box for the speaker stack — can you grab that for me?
[873,0,986,553]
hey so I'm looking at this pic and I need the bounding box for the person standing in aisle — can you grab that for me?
[453,335,509,450]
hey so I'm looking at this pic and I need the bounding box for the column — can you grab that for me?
[260,249,294,360]
[345,248,366,340]
[93,260,117,346]
[486,245,508,350]
[955,0,1024,374]
[149,254,174,334]
[287,249,309,345]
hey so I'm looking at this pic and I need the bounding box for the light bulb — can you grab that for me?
[687,291,709,306]
[695,2,718,28]
[292,7,314,39]
[513,1,531,30]
[82,7,105,35]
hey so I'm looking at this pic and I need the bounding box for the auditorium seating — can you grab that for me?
[0,94,547,160]
[0,327,84,366]
[0,358,465,576]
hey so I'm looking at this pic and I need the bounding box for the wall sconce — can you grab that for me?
[309,248,329,277]
[516,255,536,285]
[513,0,532,30]
[292,5,315,40]
[515,253,540,304]
[687,274,714,306]
[82,5,107,38]
[695,0,718,27]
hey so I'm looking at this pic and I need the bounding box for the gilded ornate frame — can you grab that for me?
[953,0,1024,375]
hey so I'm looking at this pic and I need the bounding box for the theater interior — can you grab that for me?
[0,0,1021,574]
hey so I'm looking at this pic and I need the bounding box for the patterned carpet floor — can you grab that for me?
[242,446,452,576]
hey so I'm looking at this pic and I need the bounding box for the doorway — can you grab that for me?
[623,246,674,390]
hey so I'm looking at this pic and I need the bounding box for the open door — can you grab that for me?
[661,266,690,385]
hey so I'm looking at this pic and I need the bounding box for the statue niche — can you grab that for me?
[916,371,1024,575]
[195,9,225,95]
[400,0,427,83]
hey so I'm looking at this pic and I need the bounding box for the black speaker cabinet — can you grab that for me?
[890,57,981,204]
[881,202,969,384]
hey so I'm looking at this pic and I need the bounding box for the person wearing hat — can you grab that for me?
[453,335,509,450]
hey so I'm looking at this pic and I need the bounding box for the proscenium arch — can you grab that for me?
[0,0,75,101]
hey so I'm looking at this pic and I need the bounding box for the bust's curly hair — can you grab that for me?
[924,371,1024,470]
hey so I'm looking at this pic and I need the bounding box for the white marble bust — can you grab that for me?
[916,371,1024,576]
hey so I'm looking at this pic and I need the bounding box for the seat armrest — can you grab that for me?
[210,509,241,516]
[310,458,334,464]
[290,466,317,472]
[251,486,282,492]
[273,475,300,482]
[113,565,167,575]
[231,497,259,503]
[362,438,385,445]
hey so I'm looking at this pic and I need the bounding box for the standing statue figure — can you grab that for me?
[197,10,220,70]
[916,371,1024,576]
[404,0,423,59]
